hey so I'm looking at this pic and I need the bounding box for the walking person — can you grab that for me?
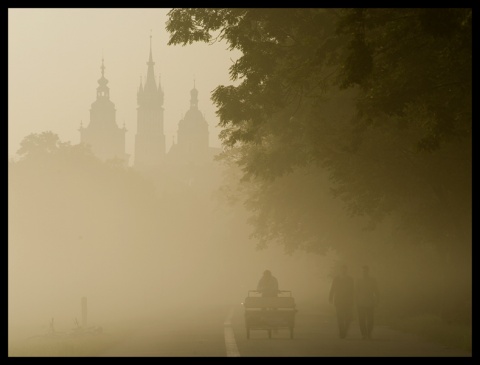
[329,264,354,339]
[356,265,379,340]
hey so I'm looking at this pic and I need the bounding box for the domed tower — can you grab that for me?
[174,80,209,163]
[134,34,166,172]
[79,58,127,162]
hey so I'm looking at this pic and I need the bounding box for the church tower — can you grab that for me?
[134,34,165,171]
[172,81,209,163]
[79,58,127,162]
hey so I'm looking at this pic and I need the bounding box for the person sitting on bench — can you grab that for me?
[257,270,279,297]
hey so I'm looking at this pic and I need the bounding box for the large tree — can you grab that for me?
[166,9,472,322]
[166,8,471,260]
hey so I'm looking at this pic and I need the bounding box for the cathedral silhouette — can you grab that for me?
[79,35,218,174]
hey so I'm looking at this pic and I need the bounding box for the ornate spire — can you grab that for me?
[96,57,109,99]
[98,57,108,85]
[149,29,153,63]
[144,31,157,93]
[101,57,105,77]
[190,78,198,108]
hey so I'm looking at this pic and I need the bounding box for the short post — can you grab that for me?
[81,297,87,329]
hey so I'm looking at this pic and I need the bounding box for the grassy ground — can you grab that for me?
[298,299,470,354]
[8,327,131,357]
[9,336,114,357]
[381,314,472,353]
[9,308,471,356]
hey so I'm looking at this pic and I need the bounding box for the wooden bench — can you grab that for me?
[243,296,296,309]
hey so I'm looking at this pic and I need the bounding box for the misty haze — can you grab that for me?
[8,8,471,357]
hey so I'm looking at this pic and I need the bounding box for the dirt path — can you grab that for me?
[99,303,471,357]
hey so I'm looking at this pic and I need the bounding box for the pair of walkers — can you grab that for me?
[329,265,378,340]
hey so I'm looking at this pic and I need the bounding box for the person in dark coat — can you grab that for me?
[329,264,354,339]
[257,270,279,297]
[356,265,379,340]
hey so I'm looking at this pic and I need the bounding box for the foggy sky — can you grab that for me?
[8,8,240,162]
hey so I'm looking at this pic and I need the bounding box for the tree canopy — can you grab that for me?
[166,8,472,260]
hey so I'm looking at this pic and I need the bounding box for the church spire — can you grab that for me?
[144,30,157,93]
[96,57,109,99]
[134,31,166,170]
[149,30,153,63]
[101,57,105,77]
[190,78,198,109]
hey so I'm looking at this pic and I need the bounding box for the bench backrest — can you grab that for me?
[243,296,295,309]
